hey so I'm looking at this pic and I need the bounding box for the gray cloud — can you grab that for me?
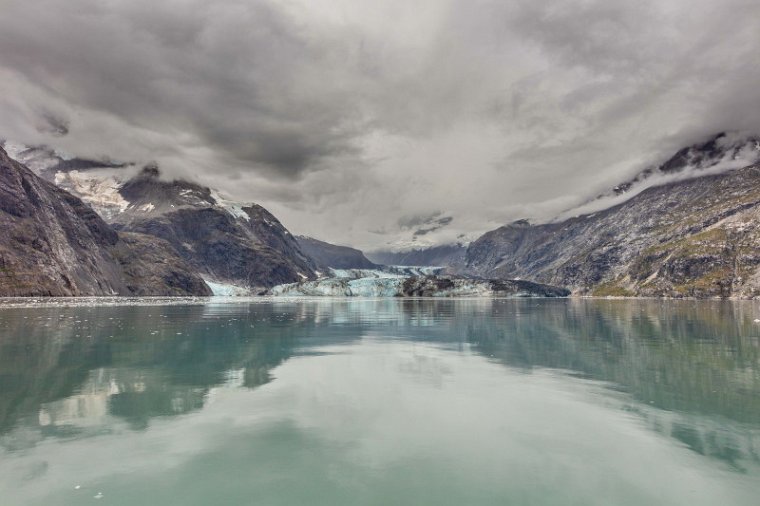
[0,0,372,177]
[1,0,759,250]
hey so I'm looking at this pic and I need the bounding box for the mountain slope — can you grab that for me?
[296,236,378,271]
[466,161,760,298]
[108,167,317,291]
[2,141,321,292]
[0,146,211,296]
[110,232,213,296]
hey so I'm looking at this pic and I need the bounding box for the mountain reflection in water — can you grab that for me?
[0,298,759,505]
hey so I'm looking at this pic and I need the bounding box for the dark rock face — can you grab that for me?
[111,233,213,296]
[399,276,569,297]
[110,168,317,290]
[1,147,121,296]
[487,279,571,298]
[0,147,210,296]
[296,236,378,270]
[466,163,760,298]
[366,244,467,268]
[657,133,756,174]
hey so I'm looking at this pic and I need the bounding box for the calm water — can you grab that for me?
[1,298,759,505]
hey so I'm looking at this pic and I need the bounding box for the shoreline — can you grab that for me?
[0,294,758,309]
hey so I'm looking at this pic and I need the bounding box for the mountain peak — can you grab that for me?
[137,164,161,179]
[599,131,760,197]
[656,131,760,175]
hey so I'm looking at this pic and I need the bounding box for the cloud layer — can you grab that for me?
[1,0,759,250]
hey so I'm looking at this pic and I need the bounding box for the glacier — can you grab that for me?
[270,267,569,298]
[271,268,405,296]
[325,266,443,280]
[203,279,255,296]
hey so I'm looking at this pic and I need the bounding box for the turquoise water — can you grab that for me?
[1,298,759,505]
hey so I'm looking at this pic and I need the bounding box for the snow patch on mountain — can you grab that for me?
[54,169,131,220]
[210,189,250,221]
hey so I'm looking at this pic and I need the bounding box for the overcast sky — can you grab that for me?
[1,0,759,250]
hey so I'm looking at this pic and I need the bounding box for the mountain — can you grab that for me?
[607,132,759,197]
[366,244,467,268]
[6,131,759,299]
[2,141,320,292]
[0,146,211,296]
[0,140,138,221]
[2,141,322,293]
[295,236,378,271]
[108,232,213,296]
[466,135,760,298]
[106,167,317,292]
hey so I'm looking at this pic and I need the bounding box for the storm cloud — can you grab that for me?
[1,0,759,250]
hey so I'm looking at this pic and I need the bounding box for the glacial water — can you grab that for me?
[1,298,759,505]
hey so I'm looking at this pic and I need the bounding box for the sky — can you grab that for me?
[1,0,759,251]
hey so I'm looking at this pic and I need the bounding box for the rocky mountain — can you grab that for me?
[366,244,467,268]
[466,134,760,298]
[0,140,138,221]
[398,277,569,298]
[296,236,378,271]
[606,132,760,197]
[6,131,759,299]
[2,141,319,292]
[0,146,211,296]
[107,167,317,293]
[108,232,212,296]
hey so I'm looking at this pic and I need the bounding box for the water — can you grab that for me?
[1,298,759,505]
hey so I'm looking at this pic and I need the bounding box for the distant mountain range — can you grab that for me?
[465,133,760,298]
[465,162,760,297]
[362,133,760,298]
[366,244,467,269]
[1,132,759,298]
[295,236,378,272]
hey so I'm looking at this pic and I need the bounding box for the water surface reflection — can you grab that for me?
[0,299,758,505]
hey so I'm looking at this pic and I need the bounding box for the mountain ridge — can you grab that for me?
[466,160,760,298]
[108,166,318,292]
[0,145,211,296]
[3,132,760,298]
